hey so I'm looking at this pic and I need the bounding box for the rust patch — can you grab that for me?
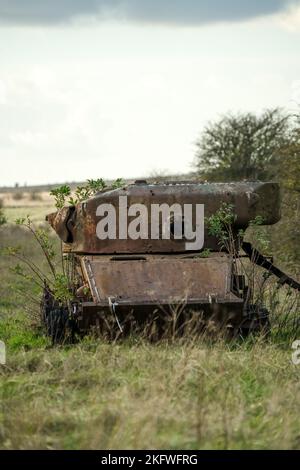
[80,254,242,306]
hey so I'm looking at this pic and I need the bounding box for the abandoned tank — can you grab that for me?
[41,180,299,342]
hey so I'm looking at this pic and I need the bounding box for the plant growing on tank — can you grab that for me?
[206,203,300,337]
[3,216,72,298]
[49,185,71,210]
[206,203,237,254]
[50,178,124,209]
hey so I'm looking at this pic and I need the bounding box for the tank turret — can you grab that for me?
[47,181,280,254]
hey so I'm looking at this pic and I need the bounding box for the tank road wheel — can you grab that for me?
[239,304,271,338]
[45,307,70,344]
[40,286,76,344]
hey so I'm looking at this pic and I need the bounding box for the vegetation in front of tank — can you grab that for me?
[5,178,125,302]
[0,178,126,346]
[0,219,70,349]
[0,311,49,351]
[206,203,300,341]
[3,220,55,285]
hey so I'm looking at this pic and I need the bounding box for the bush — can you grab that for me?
[194,109,289,181]
[30,192,43,202]
[12,191,24,201]
[0,208,7,225]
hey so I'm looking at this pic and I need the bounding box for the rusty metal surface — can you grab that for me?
[47,181,281,254]
[80,254,242,306]
[46,206,74,243]
[76,302,245,334]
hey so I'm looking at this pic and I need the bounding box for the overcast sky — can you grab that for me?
[0,0,300,186]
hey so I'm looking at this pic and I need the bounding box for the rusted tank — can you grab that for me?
[42,180,286,342]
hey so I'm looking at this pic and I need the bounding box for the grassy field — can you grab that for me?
[0,191,300,450]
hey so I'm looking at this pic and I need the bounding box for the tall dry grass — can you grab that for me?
[1,337,300,449]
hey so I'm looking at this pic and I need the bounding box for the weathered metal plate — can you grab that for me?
[47,181,281,254]
[81,255,242,306]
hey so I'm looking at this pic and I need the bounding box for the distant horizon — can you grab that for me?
[0,171,197,191]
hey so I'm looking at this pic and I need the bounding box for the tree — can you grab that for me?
[0,209,6,226]
[0,199,6,226]
[194,109,290,181]
[279,112,300,192]
[272,110,300,271]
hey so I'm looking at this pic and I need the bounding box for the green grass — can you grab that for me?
[3,205,53,225]
[0,312,48,351]
[1,334,300,450]
[1,212,300,449]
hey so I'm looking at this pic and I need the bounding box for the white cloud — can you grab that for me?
[9,130,49,147]
[277,3,300,32]
[0,0,293,26]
